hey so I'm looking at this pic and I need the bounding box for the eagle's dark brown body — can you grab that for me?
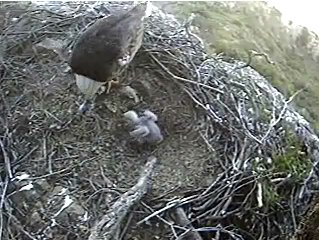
[69,2,150,112]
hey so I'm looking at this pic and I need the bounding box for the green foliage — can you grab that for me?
[251,129,311,207]
[263,183,281,206]
[168,1,319,131]
[296,27,311,48]
[272,147,309,180]
[272,130,311,180]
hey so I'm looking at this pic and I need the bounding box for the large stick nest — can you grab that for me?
[1,1,319,240]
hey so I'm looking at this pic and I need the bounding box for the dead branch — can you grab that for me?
[173,207,203,240]
[88,156,158,240]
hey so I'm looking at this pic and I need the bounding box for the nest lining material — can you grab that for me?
[1,1,319,239]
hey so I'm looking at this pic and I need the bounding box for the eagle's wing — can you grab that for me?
[130,125,150,138]
[117,2,151,66]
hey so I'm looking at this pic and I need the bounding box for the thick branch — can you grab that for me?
[88,156,158,240]
[173,207,203,240]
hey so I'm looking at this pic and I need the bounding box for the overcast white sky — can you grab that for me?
[30,1,319,34]
[267,0,319,33]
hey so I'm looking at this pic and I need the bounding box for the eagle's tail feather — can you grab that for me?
[75,74,105,98]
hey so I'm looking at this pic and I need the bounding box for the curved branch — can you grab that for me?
[88,156,158,240]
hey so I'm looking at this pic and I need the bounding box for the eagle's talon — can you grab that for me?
[106,79,121,94]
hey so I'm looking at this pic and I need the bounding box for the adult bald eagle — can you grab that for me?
[69,2,151,112]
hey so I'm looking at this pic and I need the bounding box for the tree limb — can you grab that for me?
[88,156,158,240]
